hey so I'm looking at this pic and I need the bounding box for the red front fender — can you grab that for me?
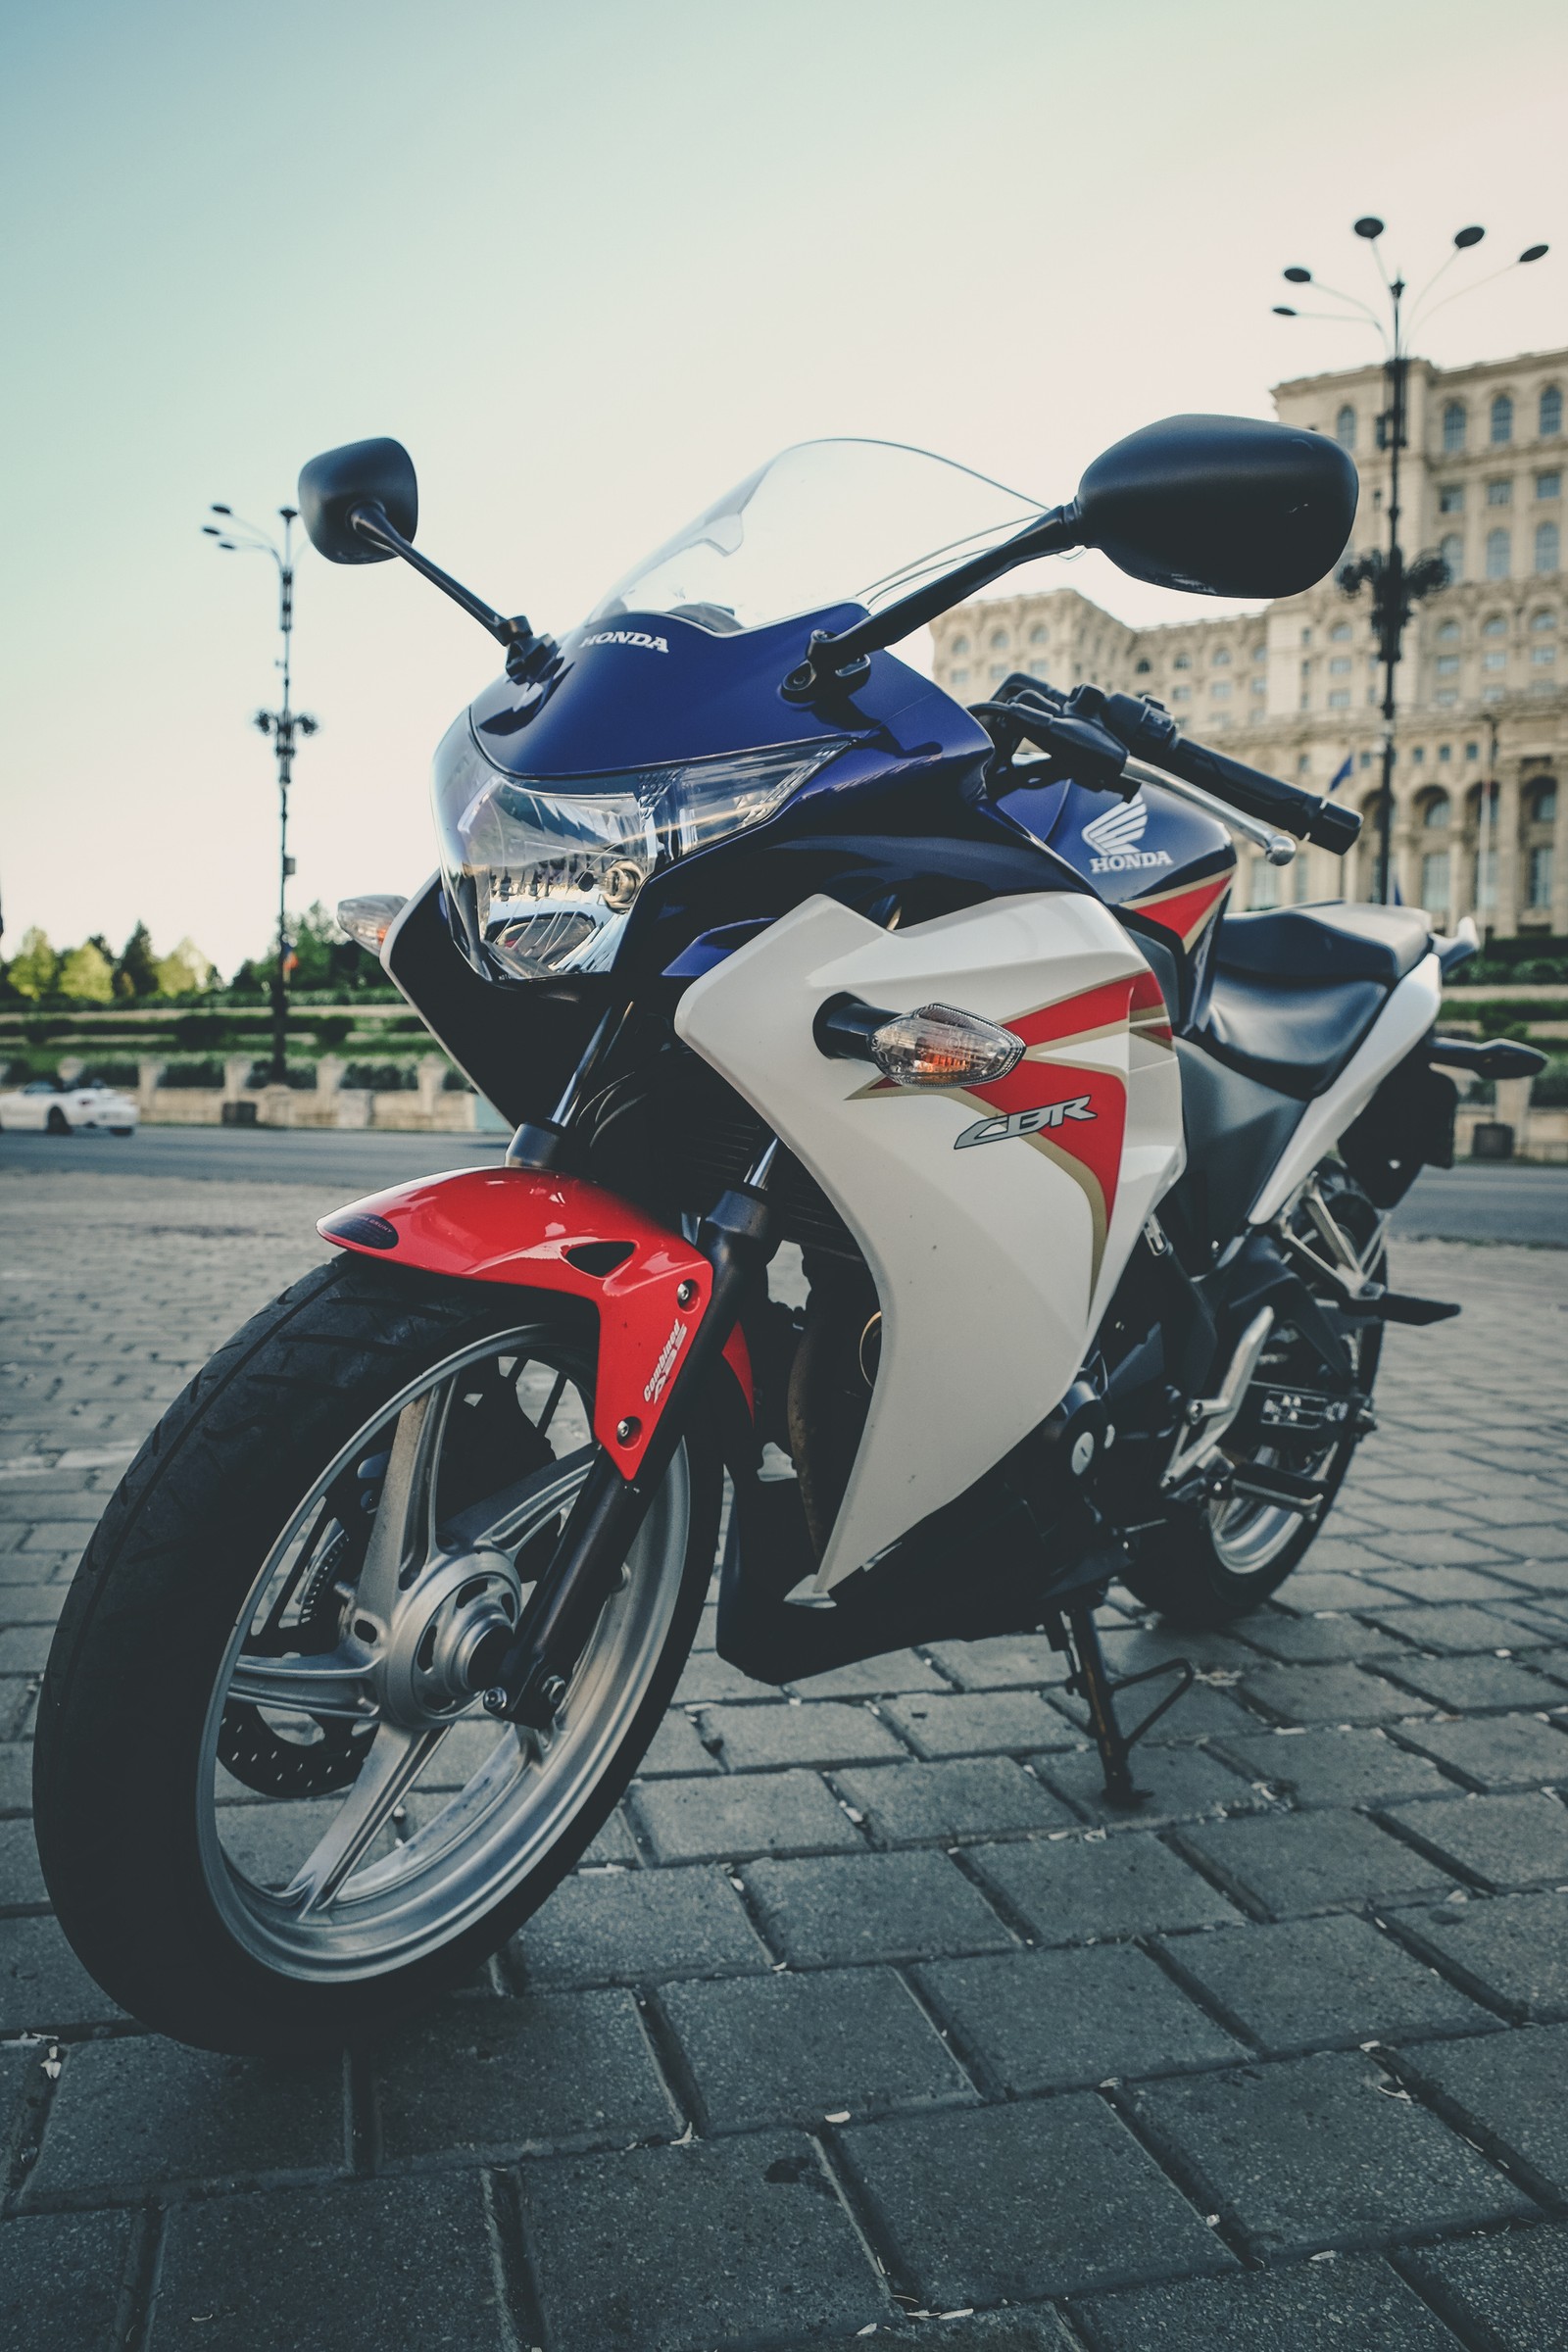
[318,1167,752,1477]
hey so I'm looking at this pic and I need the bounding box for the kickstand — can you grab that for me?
[1060,1604,1196,1810]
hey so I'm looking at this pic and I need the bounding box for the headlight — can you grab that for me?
[433,722,842,982]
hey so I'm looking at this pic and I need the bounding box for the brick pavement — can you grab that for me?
[2,1172,1568,2349]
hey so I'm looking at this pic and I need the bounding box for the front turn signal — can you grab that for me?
[869,1003,1023,1090]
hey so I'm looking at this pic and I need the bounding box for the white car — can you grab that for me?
[0,1077,139,1135]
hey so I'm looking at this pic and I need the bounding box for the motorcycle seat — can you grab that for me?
[1211,903,1432,989]
[1199,968,1388,1100]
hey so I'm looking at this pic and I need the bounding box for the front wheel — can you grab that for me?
[45,1107,70,1135]
[34,1257,720,2053]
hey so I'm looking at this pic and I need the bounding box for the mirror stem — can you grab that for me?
[348,501,538,662]
[781,502,1082,703]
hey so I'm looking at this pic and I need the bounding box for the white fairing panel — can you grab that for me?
[676,892,1184,1587]
[1248,951,1444,1224]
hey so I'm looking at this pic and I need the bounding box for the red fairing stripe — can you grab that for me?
[318,1168,753,1477]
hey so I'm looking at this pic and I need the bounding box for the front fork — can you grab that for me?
[469,1118,780,1729]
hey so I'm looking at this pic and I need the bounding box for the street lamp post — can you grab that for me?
[203,504,318,1084]
[1273,220,1547,906]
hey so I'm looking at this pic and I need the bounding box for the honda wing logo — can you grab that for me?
[1081,794,1172,875]
[955,1098,1095,1150]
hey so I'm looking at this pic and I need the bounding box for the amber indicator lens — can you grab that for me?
[869,1003,1024,1089]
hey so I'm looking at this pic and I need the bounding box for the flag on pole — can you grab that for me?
[1328,755,1353,794]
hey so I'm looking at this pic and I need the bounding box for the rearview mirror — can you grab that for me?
[298,437,418,564]
[1075,415,1357,600]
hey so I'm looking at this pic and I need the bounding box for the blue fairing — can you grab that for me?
[995,770,1233,906]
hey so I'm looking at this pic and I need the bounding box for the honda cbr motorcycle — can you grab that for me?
[36,416,1544,2054]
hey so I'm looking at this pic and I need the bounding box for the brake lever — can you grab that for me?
[968,700,1134,800]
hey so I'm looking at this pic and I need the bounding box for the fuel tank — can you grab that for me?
[994,769,1236,1033]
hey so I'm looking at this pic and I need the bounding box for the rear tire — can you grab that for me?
[1121,1168,1384,1627]
[45,1107,70,1135]
[34,1255,721,2053]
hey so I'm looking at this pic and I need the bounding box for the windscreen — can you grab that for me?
[588,438,1044,637]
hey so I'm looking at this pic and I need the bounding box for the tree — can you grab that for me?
[57,942,116,1003]
[115,922,160,1000]
[8,927,58,1000]
[154,937,218,998]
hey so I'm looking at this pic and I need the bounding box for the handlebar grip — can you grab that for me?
[1097,692,1362,855]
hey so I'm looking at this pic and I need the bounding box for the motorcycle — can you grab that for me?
[35,416,1544,2054]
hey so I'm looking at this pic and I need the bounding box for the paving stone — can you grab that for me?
[1236,1662,1433,1727]
[1034,1742,1264,1830]
[149,2175,510,2350]
[578,1807,640,1867]
[512,1866,768,1985]
[1175,1809,1455,1916]
[1127,2049,1531,2258]
[0,2209,134,2351]
[1076,2253,1457,2351]
[1156,1912,1492,2054]
[1396,2021,1568,2197]
[917,1942,1243,2092]
[1395,1889,1568,2021]
[520,2132,890,2348]
[968,1833,1243,1943]
[660,1964,971,2130]
[1382,1791,1568,1892]
[0,1817,45,1905]
[1213,1725,1456,1810]
[0,1585,68,1625]
[743,1850,1013,1967]
[1399,1711,1568,1792]
[881,1690,1075,1757]
[0,1625,52,1673]
[1099,1626,1260,1677]
[373,1987,676,2160]
[28,2037,346,2199]
[785,1648,948,1697]
[1273,1570,1406,1612]
[628,1768,861,1862]
[841,2096,1232,2306]
[1370,1563,1523,1599]
[1234,1612,1401,1665]
[699,1699,905,1771]
[1403,2222,1568,2352]
[1376,1651,1567,1713]
[1062,1680,1269,1746]
[921,1632,1072,1689]
[1370,1601,1557,1653]
[832,1756,1075,1845]
[637,1711,720,1776]
[0,1915,126,2032]
[673,1650,778,1704]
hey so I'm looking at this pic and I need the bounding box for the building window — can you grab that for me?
[1423,793,1449,828]
[1543,386,1564,438]
[1436,656,1460,676]
[1172,686,1191,703]
[1300,627,1312,646]
[1028,624,1048,645]
[1530,845,1555,907]
[988,663,1007,681]
[1412,747,1426,765]
[989,628,1008,651]
[1483,614,1506,636]
[1420,851,1451,912]
[1439,483,1465,514]
[1486,528,1511,579]
[1173,654,1191,670]
[1437,618,1461,643]
[1483,651,1507,671]
[1329,656,1351,674]
[1359,751,1373,768]
[1436,690,1458,707]
[1537,522,1561,574]
[1439,743,1452,762]
[1250,676,1266,695]
[1487,479,1513,507]
[1211,680,1231,699]
[1532,609,1558,631]
[1250,645,1265,664]
[949,635,969,657]
[1134,658,1151,673]
[1443,401,1467,454]
[1466,742,1480,759]
[1335,405,1357,450]
[1492,393,1514,446]
[1538,472,1561,500]
[949,667,969,687]
[1328,689,1350,710]
[1213,647,1231,665]
[1535,782,1558,823]
[1250,858,1280,909]
[1533,644,1557,665]
[1330,621,1351,642]
[1440,532,1464,583]
[1474,845,1497,911]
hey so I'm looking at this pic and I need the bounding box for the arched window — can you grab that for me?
[1531,608,1558,630]
[1443,401,1467,454]
[1486,528,1511,579]
[1212,647,1231,665]
[1028,623,1048,645]
[1537,521,1561,574]
[949,634,969,656]
[1542,386,1564,438]
[1437,618,1461,642]
[1335,405,1357,450]
[1483,613,1507,636]
[1423,793,1450,829]
[1173,653,1191,670]
[1330,621,1351,641]
[1492,393,1514,446]
[989,627,1008,651]
[1134,658,1151,673]
[1440,532,1463,584]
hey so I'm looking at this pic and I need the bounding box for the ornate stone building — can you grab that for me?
[930,346,1566,937]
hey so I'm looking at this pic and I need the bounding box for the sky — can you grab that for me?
[4,0,1566,975]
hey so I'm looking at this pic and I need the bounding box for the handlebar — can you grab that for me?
[1094,691,1361,854]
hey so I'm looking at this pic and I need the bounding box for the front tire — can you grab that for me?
[45,1107,70,1135]
[34,1256,720,2053]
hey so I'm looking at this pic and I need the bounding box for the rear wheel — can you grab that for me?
[34,1256,720,2053]
[1122,1169,1384,1626]
[45,1107,70,1135]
